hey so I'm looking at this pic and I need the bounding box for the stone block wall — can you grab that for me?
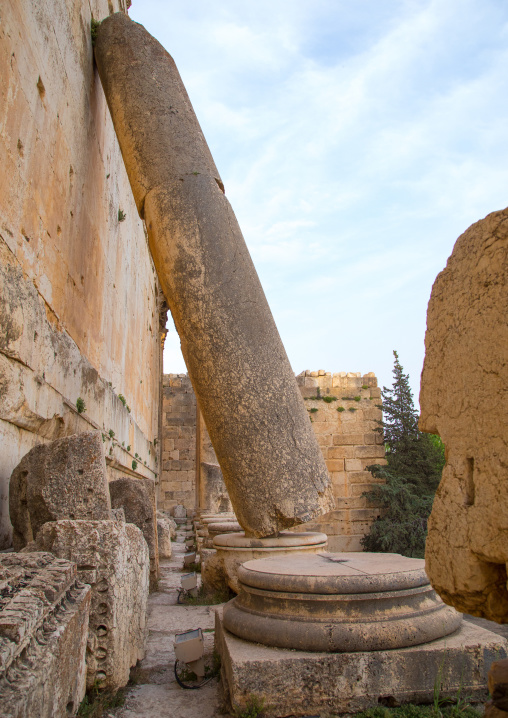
[161,371,385,547]
[296,371,386,551]
[159,374,197,511]
[0,0,165,547]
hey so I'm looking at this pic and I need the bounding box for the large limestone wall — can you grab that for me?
[160,374,197,511]
[0,0,164,547]
[161,371,384,546]
[296,371,385,551]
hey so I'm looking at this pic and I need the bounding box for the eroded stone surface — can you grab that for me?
[0,552,90,718]
[0,0,161,551]
[9,431,111,550]
[421,208,508,622]
[109,477,159,590]
[94,13,333,537]
[488,658,508,712]
[33,519,149,692]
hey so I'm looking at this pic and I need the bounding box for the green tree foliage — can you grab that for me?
[361,351,445,558]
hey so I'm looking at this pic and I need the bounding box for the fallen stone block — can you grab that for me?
[157,510,177,539]
[173,504,187,519]
[157,518,172,559]
[0,551,90,718]
[109,477,159,590]
[33,519,149,692]
[9,431,111,550]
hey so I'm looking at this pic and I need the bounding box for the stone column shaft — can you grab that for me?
[94,13,333,537]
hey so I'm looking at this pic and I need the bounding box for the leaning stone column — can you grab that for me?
[94,13,333,537]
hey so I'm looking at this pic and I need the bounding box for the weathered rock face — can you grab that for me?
[0,551,91,718]
[94,13,334,538]
[421,208,508,622]
[0,0,161,551]
[9,431,111,551]
[109,476,159,590]
[33,519,149,692]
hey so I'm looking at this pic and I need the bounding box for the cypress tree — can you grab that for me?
[361,351,444,558]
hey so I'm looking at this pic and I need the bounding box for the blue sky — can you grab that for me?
[129,0,508,404]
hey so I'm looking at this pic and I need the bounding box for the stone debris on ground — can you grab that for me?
[157,517,173,559]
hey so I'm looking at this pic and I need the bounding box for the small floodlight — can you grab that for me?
[185,538,195,550]
[174,627,205,679]
[181,571,198,596]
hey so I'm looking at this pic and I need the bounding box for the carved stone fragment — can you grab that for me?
[157,510,177,539]
[33,519,149,692]
[9,431,111,550]
[0,552,90,718]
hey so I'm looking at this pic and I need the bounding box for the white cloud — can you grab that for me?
[132,0,508,401]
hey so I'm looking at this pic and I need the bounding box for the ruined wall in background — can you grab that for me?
[296,371,385,552]
[197,407,232,514]
[0,0,164,547]
[159,374,196,511]
[161,371,384,545]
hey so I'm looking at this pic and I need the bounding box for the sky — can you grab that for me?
[129,0,508,405]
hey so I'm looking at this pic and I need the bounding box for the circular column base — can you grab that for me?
[212,531,328,593]
[223,552,462,651]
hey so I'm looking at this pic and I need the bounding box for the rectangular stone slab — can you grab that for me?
[215,610,508,716]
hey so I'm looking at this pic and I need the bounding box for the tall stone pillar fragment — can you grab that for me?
[421,208,508,622]
[94,13,333,537]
